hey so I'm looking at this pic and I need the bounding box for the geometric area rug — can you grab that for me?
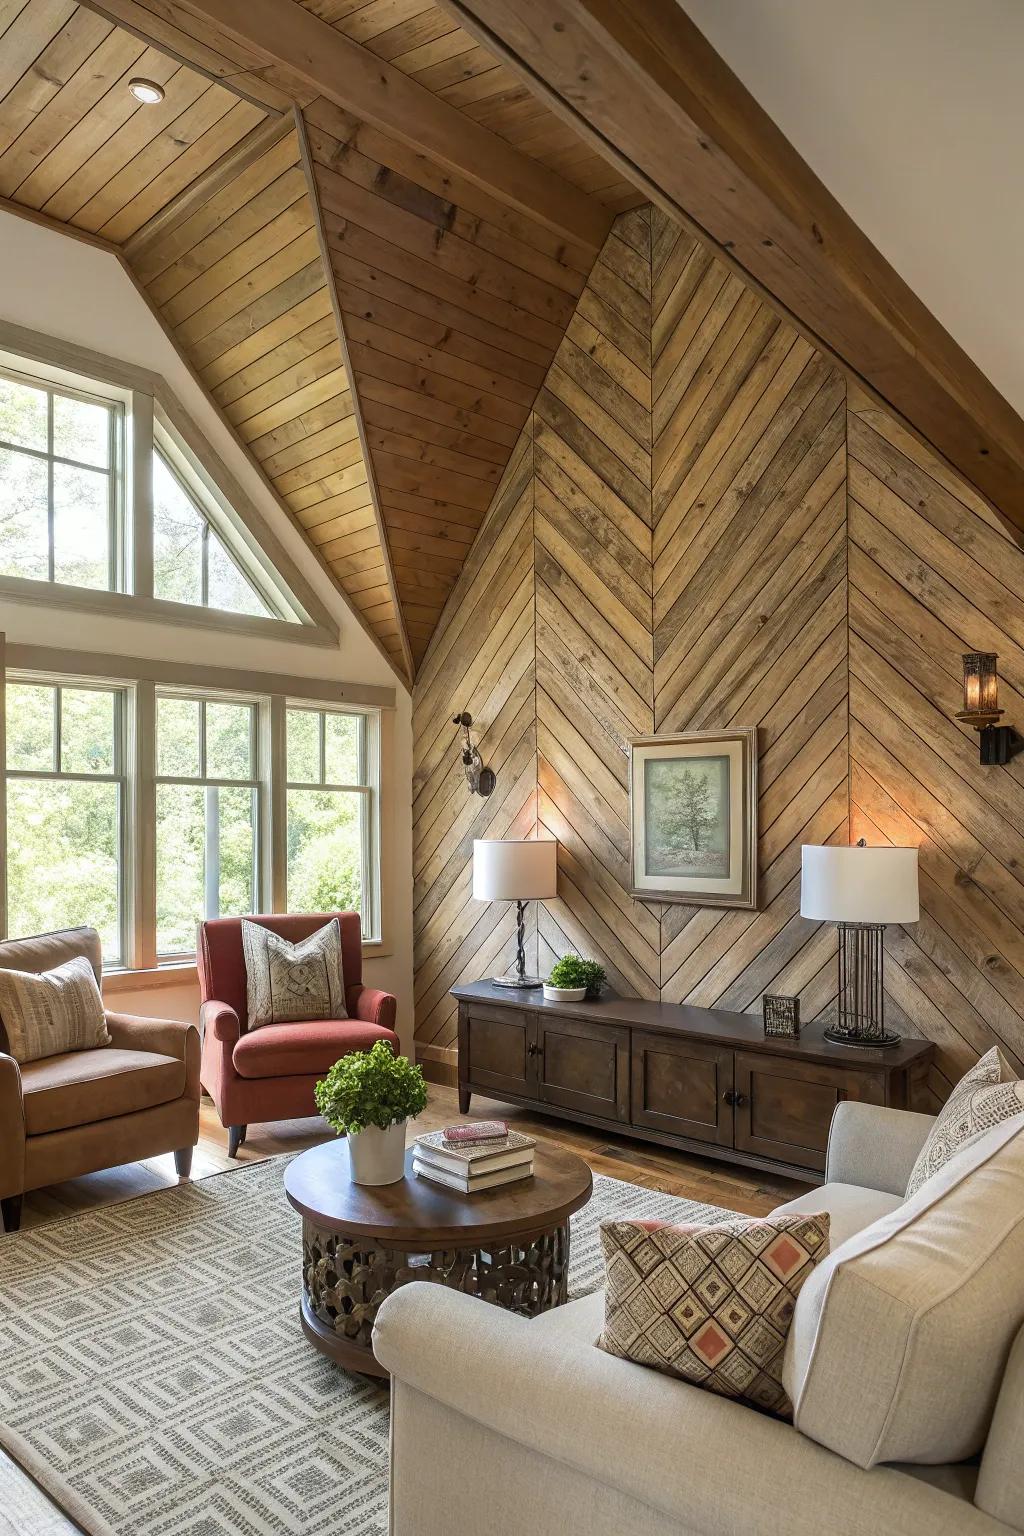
[0,1158,734,1536]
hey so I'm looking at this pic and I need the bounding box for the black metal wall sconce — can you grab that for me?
[956,653,1021,765]
[453,712,496,797]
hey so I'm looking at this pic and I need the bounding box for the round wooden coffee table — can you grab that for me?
[284,1136,593,1376]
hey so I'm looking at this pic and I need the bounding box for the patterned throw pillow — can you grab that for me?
[905,1046,1024,1197]
[241,919,347,1029]
[0,955,109,1064]
[599,1212,830,1417]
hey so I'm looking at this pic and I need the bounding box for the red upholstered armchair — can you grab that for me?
[198,912,399,1157]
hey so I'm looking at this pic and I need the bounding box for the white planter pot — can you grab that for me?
[347,1119,407,1185]
[543,985,587,1002]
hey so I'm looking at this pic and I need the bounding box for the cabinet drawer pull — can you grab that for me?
[734,1093,747,1107]
[722,1088,736,1105]
[528,1042,539,1057]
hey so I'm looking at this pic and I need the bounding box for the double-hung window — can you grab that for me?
[155,693,260,957]
[285,706,379,941]
[4,679,126,963]
[0,370,122,590]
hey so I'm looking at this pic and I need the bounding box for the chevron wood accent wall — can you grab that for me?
[848,391,1024,1105]
[413,207,1024,1106]
[652,209,850,1037]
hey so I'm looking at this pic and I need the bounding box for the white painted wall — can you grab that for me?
[0,211,414,1050]
[681,0,1024,419]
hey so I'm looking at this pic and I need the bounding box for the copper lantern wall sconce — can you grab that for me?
[955,653,1021,765]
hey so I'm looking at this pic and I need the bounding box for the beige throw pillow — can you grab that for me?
[0,955,109,1064]
[905,1045,1024,1197]
[599,1212,830,1417]
[241,918,346,1029]
[785,1113,1024,1468]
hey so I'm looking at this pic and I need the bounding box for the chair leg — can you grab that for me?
[227,1125,247,1158]
[174,1147,194,1178]
[1,1194,23,1234]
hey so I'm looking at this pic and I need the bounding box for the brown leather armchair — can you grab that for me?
[0,927,200,1233]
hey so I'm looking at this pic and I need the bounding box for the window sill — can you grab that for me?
[103,963,198,995]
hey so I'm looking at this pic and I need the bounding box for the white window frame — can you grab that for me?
[0,650,390,973]
[0,321,341,648]
[0,365,126,592]
[154,687,263,960]
[283,703,382,943]
[4,672,130,966]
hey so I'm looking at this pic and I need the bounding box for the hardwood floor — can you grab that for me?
[19,1085,811,1231]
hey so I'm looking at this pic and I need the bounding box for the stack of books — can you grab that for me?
[413,1121,536,1193]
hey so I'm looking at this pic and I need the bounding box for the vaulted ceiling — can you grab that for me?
[0,0,643,682]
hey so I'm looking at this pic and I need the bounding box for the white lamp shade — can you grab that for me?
[473,839,557,901]
[800,845,919,925]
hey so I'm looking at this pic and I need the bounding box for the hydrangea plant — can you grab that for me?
[314,1040,428,1135]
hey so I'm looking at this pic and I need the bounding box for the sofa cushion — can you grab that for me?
[598,1212,830,1417]
[0,954,109,1064]
[905,1045,1023,1197]
[531,1289,604,1346]
[784,1112,1024,1468]
[976,1319,1024,1527]
[772,1183,903,1248]
[20,1047,184,1135]
[232,1018,395,1079]
[242,917,346,1029]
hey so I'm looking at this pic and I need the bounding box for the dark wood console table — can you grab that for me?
[453,981,934,1184]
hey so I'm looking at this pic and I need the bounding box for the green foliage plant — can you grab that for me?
[548,954,607,998]
[315,1040,428,1135]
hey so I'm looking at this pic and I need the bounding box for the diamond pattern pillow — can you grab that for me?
[241,918,347,1029]
[598,1212,830,1417]
[905,1045,1024,1197]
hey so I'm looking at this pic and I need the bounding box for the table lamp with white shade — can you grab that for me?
[473,838,558,988]
[800,840,919,1047]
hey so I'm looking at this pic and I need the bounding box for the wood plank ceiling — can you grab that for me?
[0,0,643,681]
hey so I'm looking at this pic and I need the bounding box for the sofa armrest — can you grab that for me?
[374,1285,996,1535]
[105,1012,201,1100]
[199,1000,240,1045]
[348,984,397,1033]
[825,1101,935,1196]
[0,1052,25,1201]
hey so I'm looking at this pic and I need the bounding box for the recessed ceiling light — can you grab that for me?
[128,78,164,105]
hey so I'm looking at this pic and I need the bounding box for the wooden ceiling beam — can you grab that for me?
[129,0,613,254]
[440,0,1024,543]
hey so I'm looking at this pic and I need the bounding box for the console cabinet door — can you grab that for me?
[461,1004,537,1099]
[537,1014,629,1123]
[631,1032,734,1147]
[733,1052,886,1173]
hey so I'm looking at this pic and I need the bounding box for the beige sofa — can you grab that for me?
[374,1103,1024,1536]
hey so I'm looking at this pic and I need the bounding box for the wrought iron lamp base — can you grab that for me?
[489,898,543,988]
[828,921,901,1048]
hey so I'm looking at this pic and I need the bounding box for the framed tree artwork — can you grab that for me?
[628,729,758,909]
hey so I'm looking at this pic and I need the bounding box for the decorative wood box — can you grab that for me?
[452,981,934,1183]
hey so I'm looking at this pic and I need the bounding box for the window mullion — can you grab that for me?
[46,390,55,584]
[132,680,157,970]
[266,696,286,913]
[130,391,152,598]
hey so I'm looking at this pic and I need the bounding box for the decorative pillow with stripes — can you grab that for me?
[0,955,109,1064]
[241,918,347,1029]
[598,1212,830,1418]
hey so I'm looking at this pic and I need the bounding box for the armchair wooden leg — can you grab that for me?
[227,1125,247,1158]
[1,1194,23,1234]
[174,1147,194,1178]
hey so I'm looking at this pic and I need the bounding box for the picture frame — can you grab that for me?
[763,994,800,1039]
[628,728,758,909]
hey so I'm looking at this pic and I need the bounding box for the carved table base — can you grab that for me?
[300,1218,571,1375]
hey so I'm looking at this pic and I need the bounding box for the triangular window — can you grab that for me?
[152,448,273,619]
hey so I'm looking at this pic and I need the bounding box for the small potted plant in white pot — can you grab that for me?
[544,954,590,1002]
[314,1040,428,1186]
